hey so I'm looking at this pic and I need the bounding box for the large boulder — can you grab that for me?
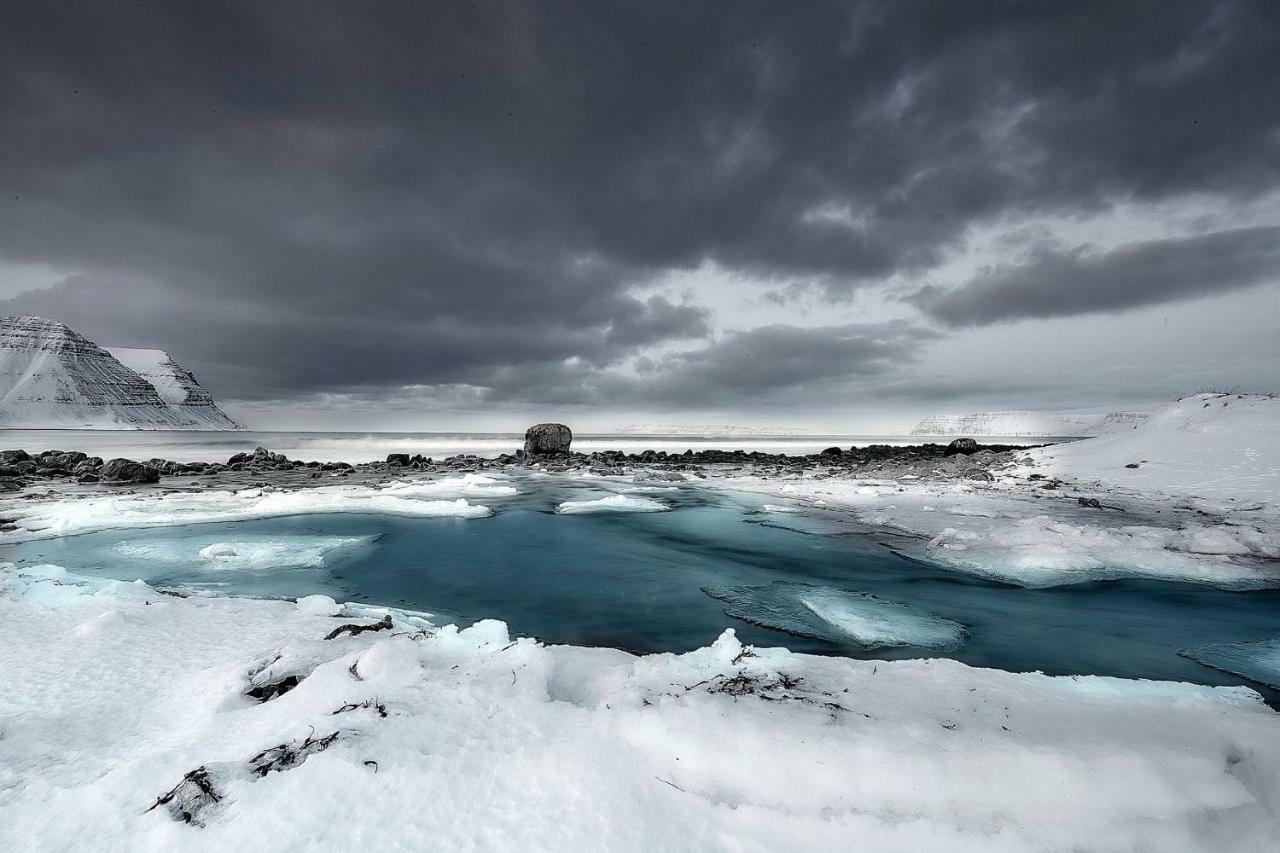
[946,437,980,455]
[523,423,572,456]
[99,458,161,484]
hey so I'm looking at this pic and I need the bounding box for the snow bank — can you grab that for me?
[556,494,671,514]
[705,582,965,649]
[0,485,491,542]
[2,562,1278,852]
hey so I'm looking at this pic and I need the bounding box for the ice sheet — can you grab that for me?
[1182,638,1280,690]
[0,485,492,542]
[111,534,377,572]
[704,582,965,650]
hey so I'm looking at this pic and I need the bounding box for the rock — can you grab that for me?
[523,423,572,456]
[819,446,843,458]
[0,449,32,463]
[1078,497,1102,508]
[98,458,161,484]
[1125,462,1140,469]
[386,453,411,466]
[946,437,979,455]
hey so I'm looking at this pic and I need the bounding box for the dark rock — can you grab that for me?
[77,474,100,484]
[819,446,843,458]
[1078,497,1102,508]
[386,453,411,466]
[946,438,980,455]
[99,458,161,484]
[0,449,32,463]
[1125,462,1140,469]
[523,423,572,456]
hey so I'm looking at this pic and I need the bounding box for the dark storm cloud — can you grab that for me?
[1,0,1278,409]
[914,226,1280,326]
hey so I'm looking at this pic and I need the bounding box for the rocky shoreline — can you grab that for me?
[0,426,1040,493]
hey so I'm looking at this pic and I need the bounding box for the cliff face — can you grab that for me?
[0,316,243,430]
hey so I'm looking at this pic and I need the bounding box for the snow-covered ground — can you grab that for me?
[730,394,1280,590]
[2,563,1278,852]
[2,393,1279,850]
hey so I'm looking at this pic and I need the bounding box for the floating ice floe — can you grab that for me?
[4,561,1277,851]
[381,473,519,498]
[704,582,965,650]
[0,486,493,542]
[1181,638,1280,690]
[555,494,671,514]
[111,534,377,572]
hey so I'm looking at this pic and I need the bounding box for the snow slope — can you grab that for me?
[1,562,1277,852]
[107,347,243,430]
[0,316,241,430]
[1035,393,1280,507]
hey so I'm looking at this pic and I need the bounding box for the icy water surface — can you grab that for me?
[6,473,1279,701]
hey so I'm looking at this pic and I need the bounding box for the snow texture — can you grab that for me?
[1,562,1277,852]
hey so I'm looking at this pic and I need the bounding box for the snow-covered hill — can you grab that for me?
[0,316,242,430]
[911,410,1148,437]
[1035,392,1280,506]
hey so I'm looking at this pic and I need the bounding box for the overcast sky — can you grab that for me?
[2,1,1278,432]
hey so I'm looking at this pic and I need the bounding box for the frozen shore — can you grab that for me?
[2,393,1279,850]
[2,563,1278,852]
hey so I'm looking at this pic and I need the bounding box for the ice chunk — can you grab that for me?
[296,595,341,616]
[113,534,376,572]
[382,474,519,498]
[1181,638,1280,690]
[704,582,965,650]
[555,494,671,514]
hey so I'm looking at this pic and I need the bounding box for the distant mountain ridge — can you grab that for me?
[911,410,1148,438]
[0,316,243,430]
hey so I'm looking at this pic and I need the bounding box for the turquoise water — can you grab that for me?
[5,475,1279,702]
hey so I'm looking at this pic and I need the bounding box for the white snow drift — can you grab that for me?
[1,562,1277,852]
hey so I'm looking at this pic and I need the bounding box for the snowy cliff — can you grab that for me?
[0,316,242,430]
[911,410,1148,437]
[107,347,242,430]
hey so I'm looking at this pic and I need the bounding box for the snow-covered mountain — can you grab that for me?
[0,316,243,430]
[911,409,1148,437]
[106,347,242,430]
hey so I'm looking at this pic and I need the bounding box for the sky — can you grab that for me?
[2,0,1278,433]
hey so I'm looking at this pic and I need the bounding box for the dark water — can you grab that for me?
[5,475,1279,703]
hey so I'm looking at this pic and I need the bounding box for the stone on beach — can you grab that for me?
[523,423,572,456]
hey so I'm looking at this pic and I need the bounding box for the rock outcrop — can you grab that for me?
[99,458,161,484]
[523,423,572,456]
